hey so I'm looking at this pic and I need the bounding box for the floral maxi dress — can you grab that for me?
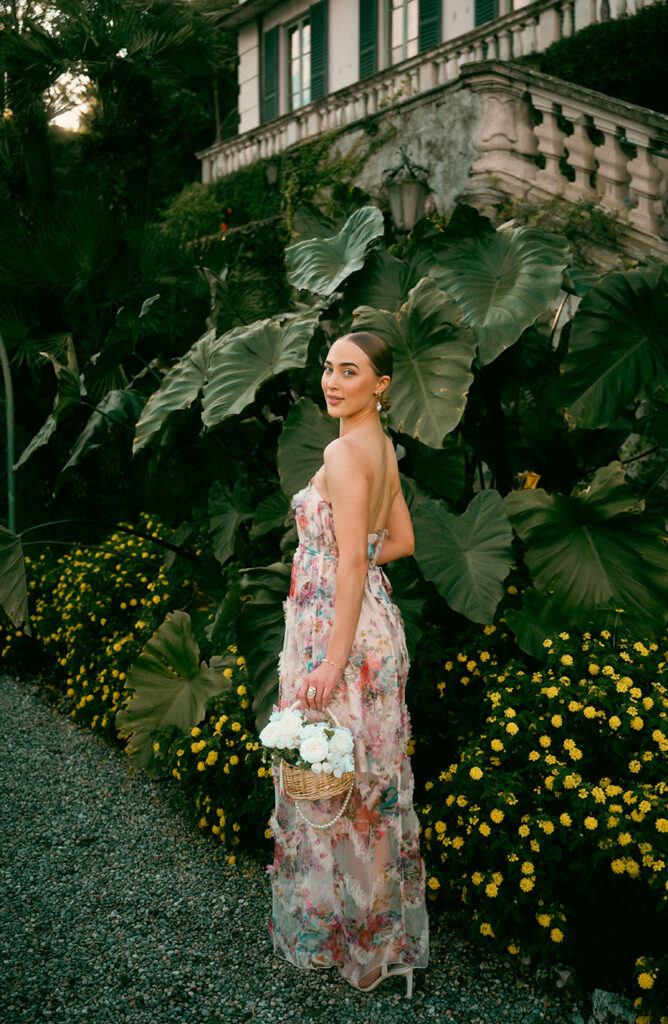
[268,478,430,984]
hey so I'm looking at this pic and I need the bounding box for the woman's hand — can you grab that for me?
[298,661,345,712]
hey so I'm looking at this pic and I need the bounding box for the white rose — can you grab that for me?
[299,722,326,742]
[276,711,302,748]
[329,729,353,755]
[321,761,333,774]
[259,720,282,748]
[311,762,322,774]
[299,735,329,764]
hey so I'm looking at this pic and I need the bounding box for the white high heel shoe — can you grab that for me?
[346,962,413,997]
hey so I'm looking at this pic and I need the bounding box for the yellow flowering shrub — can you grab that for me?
[417,627,668,1021]
[161,655,273,849]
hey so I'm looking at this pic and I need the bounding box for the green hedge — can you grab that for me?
[531,2,668,115]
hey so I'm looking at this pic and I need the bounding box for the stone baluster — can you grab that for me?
[473,38,484,61]
[539,6,561,46]
[625,128,665,236]
[445,50,460,78]
[614,0,628,16]
[527,17,538,54]
[561,1,574,36]
[592,117,631,217]
[560,106,598,200]
[511,22,524,57]
[531,96,567,188]
[497,28,512,60]
[588,0,598,24]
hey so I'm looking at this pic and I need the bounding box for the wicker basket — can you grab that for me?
[281,760,354,801]
[279,700,355,805]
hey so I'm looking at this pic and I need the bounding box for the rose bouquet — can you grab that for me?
[259,704,354,778]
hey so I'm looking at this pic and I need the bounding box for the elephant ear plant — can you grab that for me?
[2,204,667,741]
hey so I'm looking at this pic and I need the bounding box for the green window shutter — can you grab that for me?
[262,26,279,123]
[359,0,378,79]
[310,0,328,100]
[475,0,498,27]
[418,0,441,53]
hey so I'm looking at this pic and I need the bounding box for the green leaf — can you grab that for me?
[208,480,253,565]
[413,490,514,623]
[277,396,338,498]
[353,277,477,448]
[400,434,467,503]
[0,526,30,634]
[201,310,321,427]
[250,489,291,539]
[61,389,144,474]
[238,563,292,731]
[505,589,570,661]
[285,205,385,296]
[115,610,229,775]
[504,461,668,631]
[132,327,217,453]
[431,207,569,365]
[558,262,668,429]
[14,339,82,469]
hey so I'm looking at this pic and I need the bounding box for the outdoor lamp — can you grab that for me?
[383,150,431,232]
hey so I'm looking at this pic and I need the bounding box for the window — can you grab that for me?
[288,18,312,110]
[390,0,419,64]
[475,0,499,27]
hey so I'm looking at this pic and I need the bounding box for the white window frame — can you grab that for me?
[285,15,312,112]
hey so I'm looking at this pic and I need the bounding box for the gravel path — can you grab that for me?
[0,674,581,1024]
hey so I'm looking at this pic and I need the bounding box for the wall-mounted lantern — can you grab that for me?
[383,150,431,232]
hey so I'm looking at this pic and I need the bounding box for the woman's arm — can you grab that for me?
[374,485,414,565]
[298,439,369,712]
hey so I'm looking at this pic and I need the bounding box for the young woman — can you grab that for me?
[267,331,429,994]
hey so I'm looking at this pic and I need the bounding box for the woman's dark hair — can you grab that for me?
[341,331,392,411]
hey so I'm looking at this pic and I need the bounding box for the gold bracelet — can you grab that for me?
[322,657,345,677]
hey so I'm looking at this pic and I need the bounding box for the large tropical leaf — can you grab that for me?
[132,327,217,453]
[504,461,668,630]
[201,310,321,427]
[285,205,385,297]
[558,262,668,429]
[250,490,291,540]
[429,206,569,365]
[505,589,571,661]
[61,389,144,474]
[14,340,82,469]
[413,490,513,623]
[115,610,229,775]
[400,434,467,503]
[277,396,338,498]
[207,480,253,565]
[353,277,477,448]
[238,562,292,731]
[0,526,29,634]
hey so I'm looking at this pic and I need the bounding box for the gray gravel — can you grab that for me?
[0,674,582,1024]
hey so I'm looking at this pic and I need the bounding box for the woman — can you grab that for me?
[268,331,429,994]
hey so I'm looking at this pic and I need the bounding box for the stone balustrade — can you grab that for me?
[199,0,654,182]
[462,62,667,247]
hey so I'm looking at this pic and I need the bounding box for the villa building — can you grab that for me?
[198,0,667,254]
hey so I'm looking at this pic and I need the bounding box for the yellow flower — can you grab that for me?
[542,638,553,648]
[551,715,563,728]
[223,668,233,678]
[237,684,247,695]
[490,809,505,824]
[528,750,540,762]
[637,973,654,990]
[469,767,483,780]
[191,726,201,737]
[519,877,535,892]
[197,761,205,771]
[518,824,530,838]
[550,927,564,943]
[480,922,494,936]
[206,750,218,766]
[506,722,519,736]
[471,872,484,886]
[479,823,491,837]
[227,855,236,866]
[435,820,447,834]
[608,716,622,730]
[229,755,239,766]
[560,654,573,666]
[537,913,551,927]
[584,816,598,831]
[485,882,498,897]
[629,760,641,774]
[490,738,504,752]
[560,813,572,827]
[521,860,534,875]
[427,876,440,891]
[656,818,668,834]
[231,721,242,732]
[631,717,644,731]
[507,943,520,955]
[588,664,600,675]
[539,820,555,835]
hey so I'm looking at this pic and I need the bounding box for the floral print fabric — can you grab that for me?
[268,478,429,983]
